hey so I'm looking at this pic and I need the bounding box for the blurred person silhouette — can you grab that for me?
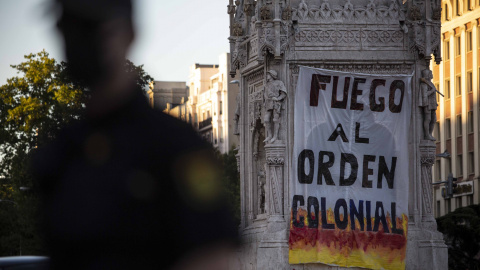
[32,0,238,269]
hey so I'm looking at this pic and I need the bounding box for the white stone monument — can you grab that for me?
[228,0,447,269]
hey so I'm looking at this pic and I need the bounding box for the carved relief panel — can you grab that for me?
[246,70,266,220]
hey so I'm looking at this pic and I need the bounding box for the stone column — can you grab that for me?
[419,141,437,230]
[257,143,289,270]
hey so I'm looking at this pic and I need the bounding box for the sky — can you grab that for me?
[0,0,230,85]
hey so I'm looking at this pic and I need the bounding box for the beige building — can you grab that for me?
[147,81,188,111]
[186,53,239,153]
[164,98,189,123]
[432,1,480,217]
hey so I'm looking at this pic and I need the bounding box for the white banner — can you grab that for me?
[289,66,412,270]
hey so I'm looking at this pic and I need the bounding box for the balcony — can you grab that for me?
[198,117,212,130]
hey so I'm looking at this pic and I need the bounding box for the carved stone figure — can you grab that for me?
[233,23,244,36]
[419,69,438,141]
[263,70,286,144]
[260,5,272,20]
[257,169,266,214]
[234,93,241,135]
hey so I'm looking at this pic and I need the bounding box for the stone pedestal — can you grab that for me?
[229,0,448,269]
[259,143,288,256]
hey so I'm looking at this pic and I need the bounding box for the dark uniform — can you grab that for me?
[33,87,238,270]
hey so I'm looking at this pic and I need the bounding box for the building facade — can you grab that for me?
[163,98,189,123]
[146,81,188,111]
[229,0,448,269]
[185,53,239,153]
[431,1,480,217]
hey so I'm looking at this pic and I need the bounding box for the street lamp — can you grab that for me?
[432,150,458,198]
[436,150,451,159]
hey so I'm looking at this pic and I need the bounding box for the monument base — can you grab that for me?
[406,227,448,270]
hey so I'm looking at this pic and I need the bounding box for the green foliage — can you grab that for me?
[0,50,154,256]
[216,148,241,225]
[436,204,480,270]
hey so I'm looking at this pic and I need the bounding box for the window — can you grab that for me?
[436,201,441,217]
[446,158,452,176]
[436,159,441,180]
[468,111,474,133]
[468,151,474,174]
[446,199,451,213]
[445,4,450,20]
[456,0,463,15]
[467,0,473,10]
[219,101,223,115]
[445,41,450,60]
[456,114,462,136]
[456,197,462,208]
[213,128,217,144]
[457,154,463,176]
[467,72,473,92]
[434,121,440,141]
[445,80,451,99]
[455,36,461,56]
[456,76,462,96]
[445,118,451,139]
[468,195,474,205]
[436,84,441,102]
[466,31,473,51]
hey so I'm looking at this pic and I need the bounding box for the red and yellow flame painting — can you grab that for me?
[289,208,408,270]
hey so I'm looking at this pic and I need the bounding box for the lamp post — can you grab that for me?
[432,150,458,199]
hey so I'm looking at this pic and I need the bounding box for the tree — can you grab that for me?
[0,50,154,255]
[436,204,480,270]
[215,148,241,225]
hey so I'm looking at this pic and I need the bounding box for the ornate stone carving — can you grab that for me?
[294,29,404,47]
[266,157,284,165]
[406,1,442,64]
[243,0,256,16]
[231,40,247,76]
[432,6,441,20]
[281,6,292,21]
[233,23,244,36]
[246,70,263,85]
[263,70,287,144]
[409,5,422,21]
[420,155,436,165]
[234,93,241,135]
[264,144,285,218]
[257,169,266,214]
[249,100,262,131]
[260,5,272,20]
[289,63,413,75]
[228,4,236,15]
[233,0,246,24]
[419,69,438,141]
[419,143,437,231]
[291,0,405,24]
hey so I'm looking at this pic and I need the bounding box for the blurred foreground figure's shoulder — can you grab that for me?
[37,0,239,268]
[34,89,238,270]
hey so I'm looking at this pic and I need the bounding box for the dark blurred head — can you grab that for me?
[55,0,134,86]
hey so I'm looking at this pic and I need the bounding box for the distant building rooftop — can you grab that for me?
[195,64,219,69]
